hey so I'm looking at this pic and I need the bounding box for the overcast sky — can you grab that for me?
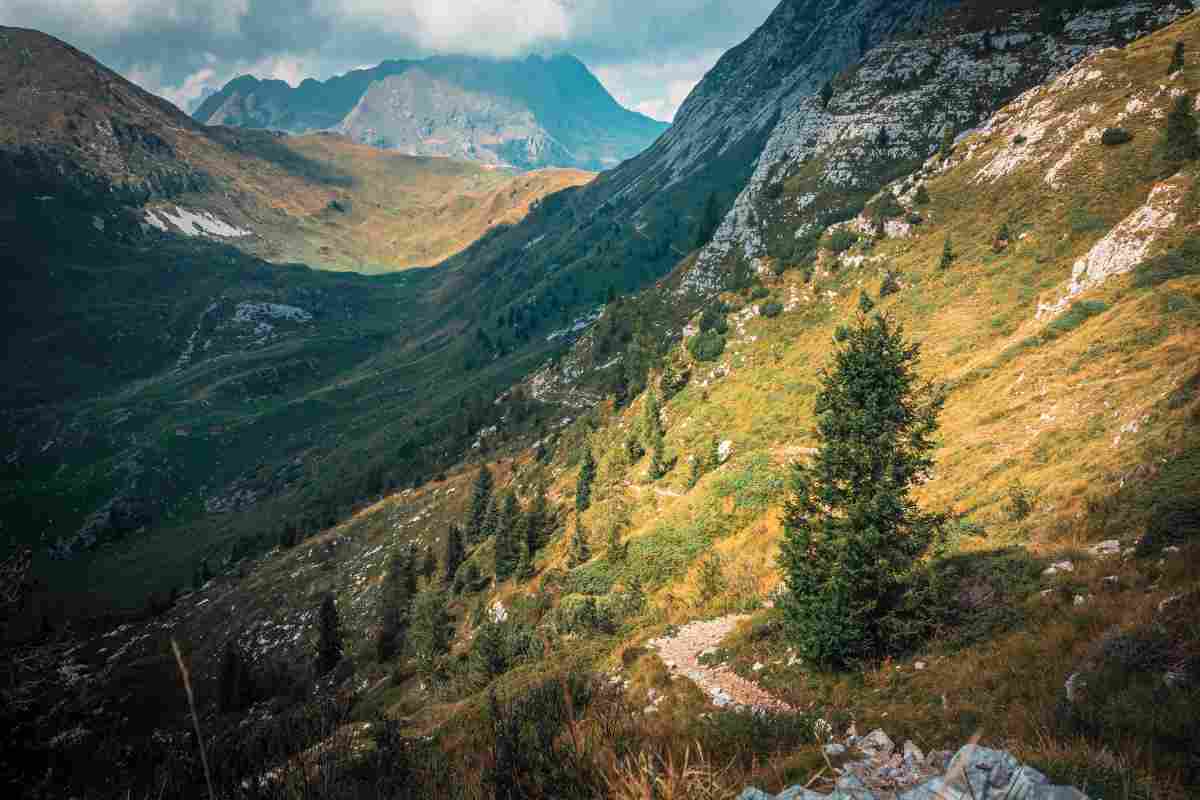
[0,0,780,121]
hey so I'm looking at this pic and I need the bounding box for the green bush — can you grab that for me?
[879,272,901,298]
[750,286,770,300]
[1133,236,1200,287]
[1100,127,1133,146]
[688,330,726,362]
[825,229,859,254]
[699,307,729,334]
[759,302,783,318]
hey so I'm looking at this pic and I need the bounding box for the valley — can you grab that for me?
[2,2,1200,800]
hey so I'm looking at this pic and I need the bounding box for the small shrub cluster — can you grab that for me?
[687,330,726,362]
[1100,127,1133,146]
[825,229,859,254]
[759,301,783,318]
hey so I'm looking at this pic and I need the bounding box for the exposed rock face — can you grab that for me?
[684,0,1197,296]
[195,55,668,171]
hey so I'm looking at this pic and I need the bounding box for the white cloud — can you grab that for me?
[594,50,724,121]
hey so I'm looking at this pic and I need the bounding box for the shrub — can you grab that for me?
[1162,93,1199,165]
[939,235,955,270]
[1101,127,1133,146]
[1133,236,1200,287]
[1170,40,1186,75]
[694,552,728,606]
[688,330,726,362]
[750,286,770,300]
[913,185,930,205]
[825,229,858,254]
[879,272,901,298]
[1005,481,1038,521]
[759,302,783,318]
[778,313,945,668]
[699,307,728,334]
[1013,134,1028,145]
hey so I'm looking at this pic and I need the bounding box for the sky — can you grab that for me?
[0,0,781,121]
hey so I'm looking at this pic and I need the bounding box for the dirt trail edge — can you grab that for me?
[648,614,795,713]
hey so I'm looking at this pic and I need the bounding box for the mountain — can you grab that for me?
[12,9,1200,798]
[193,54,670,171]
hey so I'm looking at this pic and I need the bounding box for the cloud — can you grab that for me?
[0,0,780,119]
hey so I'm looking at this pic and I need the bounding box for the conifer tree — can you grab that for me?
[526,482,550,553]
[419,545,437,581]
[687,455,702,489]
[517,541,536,580]
[1170,41,1186,75]
[819,80,834,109]
[778,313,945,668]
[316,593,344,675]
[377,550,415,662]
[707,436,721,471]
[1163,93,1199,165]
[409,589,452,672]
[567,522,591,568]
[939,235,955,270]
[494,491,520,580]
[576,449,596,513]
[467,466,494,543]
[648,425,667,480]
[481,494,501,542]
[858,291,876,314]
[939,127,955,160]
[443,524,464,588]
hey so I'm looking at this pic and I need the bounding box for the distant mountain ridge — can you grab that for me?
[193,54,669,170]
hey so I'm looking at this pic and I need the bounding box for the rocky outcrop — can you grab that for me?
[684,0,1196,296]
[741,740,1089,800]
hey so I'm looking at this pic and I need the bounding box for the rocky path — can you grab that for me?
[648,614,794,713]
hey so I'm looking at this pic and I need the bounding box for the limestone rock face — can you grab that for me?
[684,0,1196,296]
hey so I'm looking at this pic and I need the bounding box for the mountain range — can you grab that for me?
[193,54,670,171]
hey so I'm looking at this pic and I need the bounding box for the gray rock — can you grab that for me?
[739,789,776,800]
[824,743,847,757]
[903,740,925,764]
[859,728,895,755]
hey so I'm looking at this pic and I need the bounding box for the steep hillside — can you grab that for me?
[194,55,669,171]
[18,13,1200,800]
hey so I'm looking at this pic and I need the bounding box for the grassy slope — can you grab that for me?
[185,133,594,274]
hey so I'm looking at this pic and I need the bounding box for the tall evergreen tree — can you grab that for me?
[409,589,452,672]
[1163,93,1200,165]
[377,550,415,662]
[778,313,945,668]
[939,235,955,270]
[481,494,502,543]
[494,491,521,580]
[576,449,596,513]
[316,593,344,675]
[419,545,437,581]
[525,483,550,553]
[567,522,591,568]
[466,466,494,543]
[443,524,464,588]
[1170,40,1186,74]
[648,424,667,480]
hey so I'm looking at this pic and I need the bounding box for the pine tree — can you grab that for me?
[409,589,452,672]
[858,292,876,314]
[526,483,550,553]
[707,436,721,471]
[778,313,945,668]
[575,449,596,513]
[517,541,536,580]
[1162,93,1200,165]
[481,494,501,543]
[494,492,520,580]
[316,593,344,675]
[1170,41,1186,75]
[466,466,494,543]
[567,522,591,568]
[377,550,415,662]
[939,127,955,160]
[648,425,667,480]
[443,524,464,588]
[819,80,834,109]
[687,455,702,489]
[939,235,954,270]
[419,545,437,581]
